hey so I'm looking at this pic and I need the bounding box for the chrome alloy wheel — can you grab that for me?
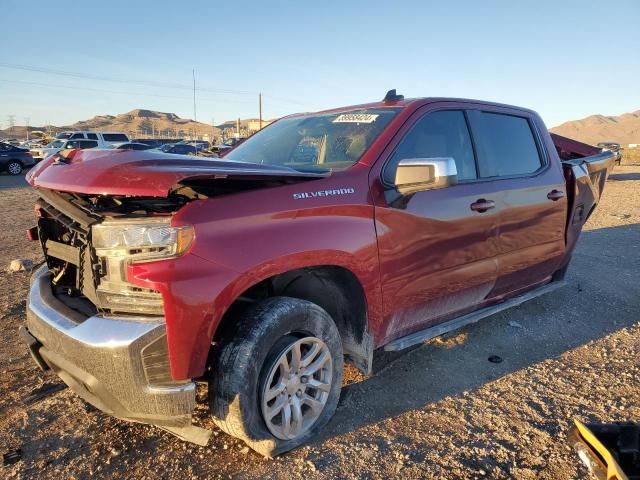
[261,336,333,440]
[7,161,21,175]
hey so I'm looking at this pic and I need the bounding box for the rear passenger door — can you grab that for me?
[466,109,567,297]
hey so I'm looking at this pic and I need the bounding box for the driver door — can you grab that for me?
[374,108,501,344]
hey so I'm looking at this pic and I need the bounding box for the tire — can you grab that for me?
[208,297,343,457]
[6,160,22,175]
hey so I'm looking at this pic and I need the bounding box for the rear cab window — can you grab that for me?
[467,111,544,178]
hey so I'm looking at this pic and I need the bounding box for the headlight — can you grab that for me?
[91,218,194,316]
[92,218,194,260]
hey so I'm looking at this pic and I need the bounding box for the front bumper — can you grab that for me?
[24,265,199,431]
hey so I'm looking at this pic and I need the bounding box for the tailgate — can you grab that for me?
[562,150,615,257]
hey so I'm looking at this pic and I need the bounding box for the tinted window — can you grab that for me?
[470,112,542,177]
[87,133,98,140]
[0,143,11,151]
[103,133,129,142]
[70,133,85,139]
[65,140,81,148]
[384,110,477,183]
[80,140,98,148]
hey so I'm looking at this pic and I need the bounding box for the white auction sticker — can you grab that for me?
[333,113,379,123]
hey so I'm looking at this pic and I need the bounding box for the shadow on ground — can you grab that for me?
[0,170,31,189]
[318,223,640,442]
[609,172,640,181]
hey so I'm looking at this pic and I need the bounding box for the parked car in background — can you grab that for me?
[2,138,22,147]
[20,139,46,149]
[30,138,99,161]
[597,142,623,165]
[54,131,130,147]
[0,141,35,175]
[155,143,205,155]
[211,136,246,155]
[177,140,210,149]
[22,92,615,456]
[109,142,155,151]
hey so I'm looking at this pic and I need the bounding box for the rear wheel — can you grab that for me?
[7,160,22,175]
[208,297,343,457]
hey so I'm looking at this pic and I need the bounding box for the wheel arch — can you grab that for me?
[214,264,374,374]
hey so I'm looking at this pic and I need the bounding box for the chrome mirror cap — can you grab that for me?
[394,157,458,195]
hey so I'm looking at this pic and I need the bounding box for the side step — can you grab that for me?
[384,280,567,351]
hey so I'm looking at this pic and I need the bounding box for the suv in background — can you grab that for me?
[54,131,130,147]
[30,139,99,161]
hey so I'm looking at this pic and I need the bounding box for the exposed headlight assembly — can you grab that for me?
[91,218,194,316]
[92,218,194,259]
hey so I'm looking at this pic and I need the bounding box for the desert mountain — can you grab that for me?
[550,109,640,145]
[0,109,243,139]
[67,109,220,138]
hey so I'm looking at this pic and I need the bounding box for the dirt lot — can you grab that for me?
[1,167,639,479]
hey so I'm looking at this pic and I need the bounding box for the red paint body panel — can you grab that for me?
[29,97,614,381]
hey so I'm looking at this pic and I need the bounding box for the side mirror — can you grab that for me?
[394,157,458,195]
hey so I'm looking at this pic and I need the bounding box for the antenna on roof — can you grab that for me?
[383,89,404,103]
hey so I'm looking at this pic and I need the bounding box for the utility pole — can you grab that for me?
[24,117,30,140]
[192,69,197,122]
[259,93,263,130]
[7,115,15,136]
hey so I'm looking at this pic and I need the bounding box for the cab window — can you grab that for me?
[468,111,543,177]
[384,110,477,184]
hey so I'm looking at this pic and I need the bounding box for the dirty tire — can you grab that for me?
[208,297,343,457]
[7,160,22,175]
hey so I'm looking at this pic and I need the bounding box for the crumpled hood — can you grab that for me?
[26,149,327,197]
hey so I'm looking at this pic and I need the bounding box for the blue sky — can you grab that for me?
[1,0,639,129]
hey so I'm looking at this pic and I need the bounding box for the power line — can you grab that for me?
[0,79,257,105]
[0,62,311,107]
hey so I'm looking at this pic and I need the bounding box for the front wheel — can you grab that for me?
[208,297,343,457]
[6,160,22,175]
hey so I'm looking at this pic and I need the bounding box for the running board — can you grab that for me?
[383,280,567,351]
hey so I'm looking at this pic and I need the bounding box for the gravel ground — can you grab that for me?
[0,167,639,479]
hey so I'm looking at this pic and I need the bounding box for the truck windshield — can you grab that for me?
[224,108,400,172]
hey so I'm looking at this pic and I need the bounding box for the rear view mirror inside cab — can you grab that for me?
[394,157,458,195]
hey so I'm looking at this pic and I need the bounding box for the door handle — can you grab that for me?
[470,199,496,213]
[547,190,565,201]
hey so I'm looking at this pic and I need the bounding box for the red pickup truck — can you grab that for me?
[21,91,614,456]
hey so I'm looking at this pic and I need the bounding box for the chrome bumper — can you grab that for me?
[24,265,201,436]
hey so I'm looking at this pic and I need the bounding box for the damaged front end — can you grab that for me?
[22,149,327,445]
[24,187,210,444]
